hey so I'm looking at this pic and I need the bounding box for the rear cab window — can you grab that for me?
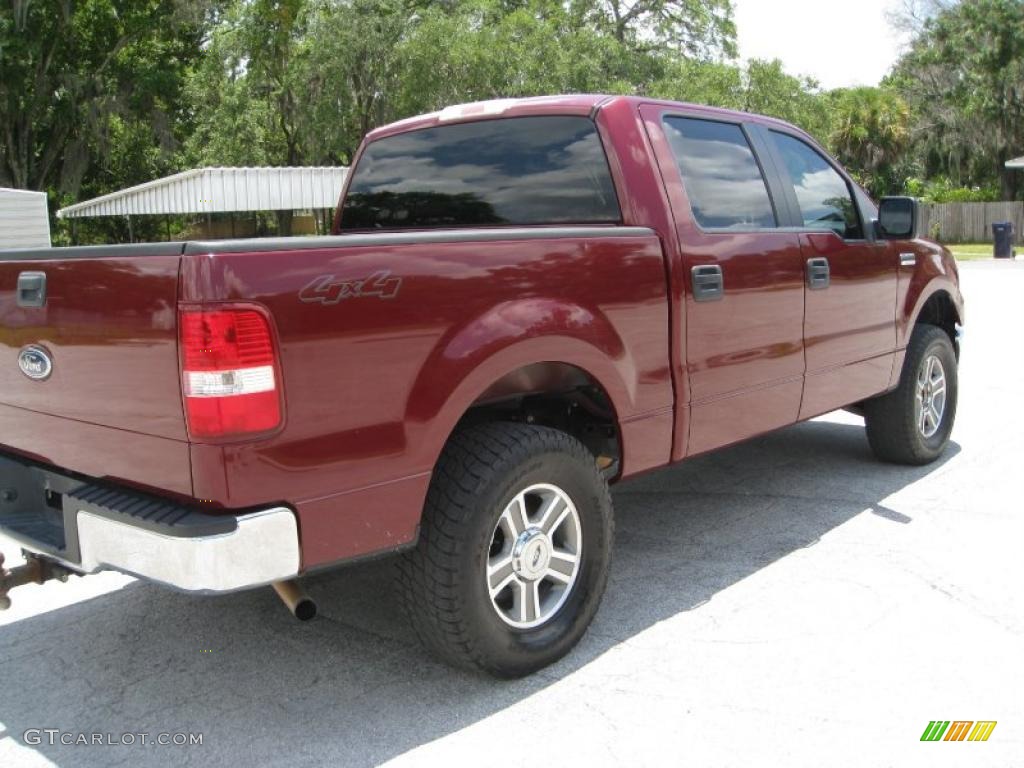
[340,116,621,231]
[661,117,777,231]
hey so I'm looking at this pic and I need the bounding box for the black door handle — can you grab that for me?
[17,271,47,307]
[806,258,829,290]
[691,264,724,302]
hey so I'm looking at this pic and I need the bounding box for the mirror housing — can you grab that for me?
[876,196,920,240]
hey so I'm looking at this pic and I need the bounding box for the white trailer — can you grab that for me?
[0,188,51,249]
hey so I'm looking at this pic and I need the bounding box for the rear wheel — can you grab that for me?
[396,422,613,677]
[864,324,958,465]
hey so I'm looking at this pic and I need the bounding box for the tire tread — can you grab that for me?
[864,324,956,465]
[395,421,610,674]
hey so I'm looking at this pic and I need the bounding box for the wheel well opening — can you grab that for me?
[916,291,958,347]
[457,362,621,479]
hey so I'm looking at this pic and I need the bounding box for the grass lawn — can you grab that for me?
[946,243,999,261]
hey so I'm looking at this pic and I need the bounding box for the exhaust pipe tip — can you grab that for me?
[293,597,317,621]
[272,579,317,622]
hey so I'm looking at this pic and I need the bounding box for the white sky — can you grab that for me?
[732,0,906,90]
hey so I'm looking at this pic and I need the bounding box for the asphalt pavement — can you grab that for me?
[1,259,1021,767]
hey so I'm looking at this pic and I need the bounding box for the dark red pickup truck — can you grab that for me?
[0,95,963,676]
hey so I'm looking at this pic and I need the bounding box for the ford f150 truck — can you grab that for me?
[0,95,963,677]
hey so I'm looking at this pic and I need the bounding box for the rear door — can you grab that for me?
[641,107,806,455]
[762,130,898,418]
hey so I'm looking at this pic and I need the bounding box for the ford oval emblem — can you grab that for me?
[18,345,52,381]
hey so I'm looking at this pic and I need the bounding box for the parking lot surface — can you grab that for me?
[1,260,1021,767]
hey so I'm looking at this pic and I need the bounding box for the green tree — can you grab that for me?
[0,1,208,197]
[892,0,1024,199]
[397,0,644,108]
[580,0,736,59]
[183,0,743,174]
[826,87,911,197]
[651,58,743,106]
[742,59,827,140]
[652,58,828,141]
[184,0,311,167]
[301,0,418,163]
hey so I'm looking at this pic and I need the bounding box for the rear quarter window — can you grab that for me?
[339,116,621,230]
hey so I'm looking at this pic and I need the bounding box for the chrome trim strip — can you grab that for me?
[74,506,300,593]
[900,252,916,266]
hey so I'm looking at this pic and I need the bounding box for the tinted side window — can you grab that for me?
[662,117,776,230]
[771,132,863,239]
[340,116,620,230]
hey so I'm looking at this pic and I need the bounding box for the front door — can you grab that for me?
[764,130,898,418]
[642,107,807,456]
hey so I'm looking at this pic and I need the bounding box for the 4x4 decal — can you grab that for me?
[299,271,402,305]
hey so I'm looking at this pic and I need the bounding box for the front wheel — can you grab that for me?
[396,422,613,677]
[864,324,958,465]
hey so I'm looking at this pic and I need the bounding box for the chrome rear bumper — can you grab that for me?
[75,506,300,592]
[0,450,300,593]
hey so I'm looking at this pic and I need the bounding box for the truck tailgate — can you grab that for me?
[0,244,191,496]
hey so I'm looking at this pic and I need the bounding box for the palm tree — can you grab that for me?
[828,87,911,196]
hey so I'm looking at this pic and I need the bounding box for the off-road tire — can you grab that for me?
[396,422,613,678]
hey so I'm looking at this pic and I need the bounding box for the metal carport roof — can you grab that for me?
[57,166,348,218]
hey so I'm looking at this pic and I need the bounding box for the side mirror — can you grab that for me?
[876,197,919,239]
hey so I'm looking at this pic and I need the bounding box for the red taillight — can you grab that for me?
[179,307,282,439]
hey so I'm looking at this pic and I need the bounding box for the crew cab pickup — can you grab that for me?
[0,95,963,677]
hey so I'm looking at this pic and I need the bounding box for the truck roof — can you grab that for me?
[365,94,805,142]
